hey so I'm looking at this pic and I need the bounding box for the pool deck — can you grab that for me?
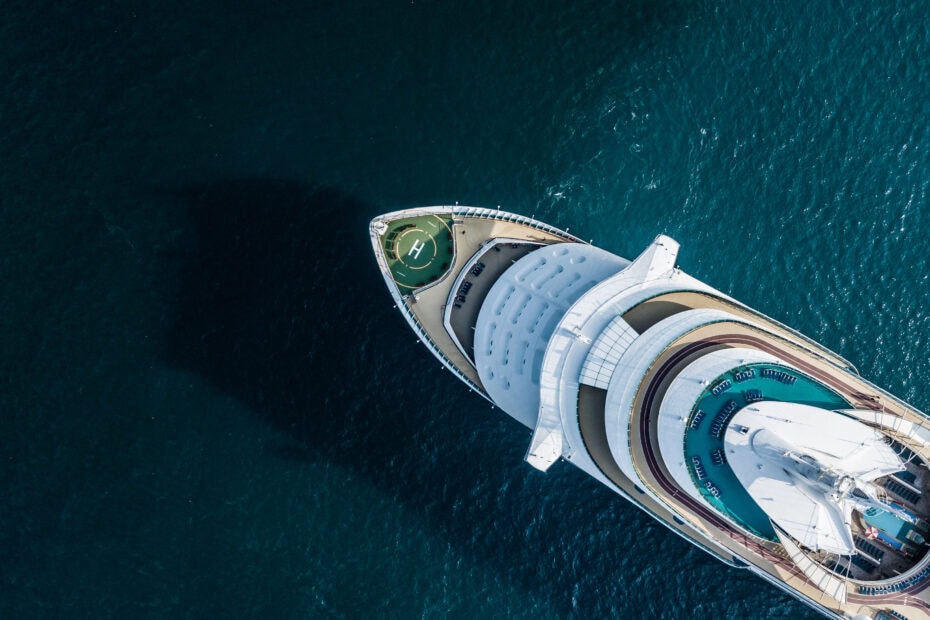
[681,362,850,540]
[627,318,930,617]
[569,299,930,616]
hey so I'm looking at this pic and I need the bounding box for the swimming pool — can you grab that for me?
[863,505,928,550]
[683,363,850,539]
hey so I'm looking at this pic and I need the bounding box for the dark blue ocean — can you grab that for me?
[4,1,930,618]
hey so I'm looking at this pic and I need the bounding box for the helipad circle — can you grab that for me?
[393,226,438,270]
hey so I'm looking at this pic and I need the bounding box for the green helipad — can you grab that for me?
[380,214,454,291]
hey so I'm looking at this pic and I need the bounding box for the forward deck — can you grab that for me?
[371,207,579,391]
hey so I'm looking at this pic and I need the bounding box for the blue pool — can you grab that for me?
[683,363,850,539]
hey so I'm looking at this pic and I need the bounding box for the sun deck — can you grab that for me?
[569,281,930,615]
[683,362,851,540]
[626,319,930,612]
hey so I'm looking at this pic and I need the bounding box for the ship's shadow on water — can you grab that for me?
[164,179,798,617]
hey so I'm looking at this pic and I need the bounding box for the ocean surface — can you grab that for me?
[3,1,930,618]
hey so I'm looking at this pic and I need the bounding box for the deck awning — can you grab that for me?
[725,402,904,555]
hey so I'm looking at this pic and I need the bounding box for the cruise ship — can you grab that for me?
[369,205,930,620]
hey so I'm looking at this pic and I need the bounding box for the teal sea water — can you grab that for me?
[3,1,930,617]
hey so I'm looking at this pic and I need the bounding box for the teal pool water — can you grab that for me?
[684,364,851,539]
[863,506,928,551]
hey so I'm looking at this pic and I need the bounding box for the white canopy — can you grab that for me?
[724,401,903,555]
